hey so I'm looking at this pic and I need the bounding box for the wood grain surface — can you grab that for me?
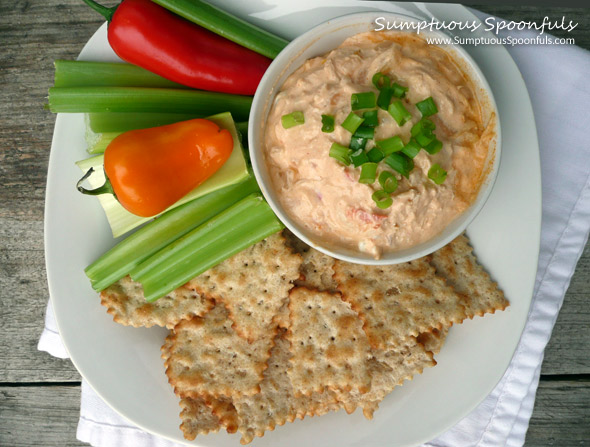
[0,1,588,446]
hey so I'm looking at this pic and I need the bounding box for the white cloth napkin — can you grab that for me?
[39,10,590,447]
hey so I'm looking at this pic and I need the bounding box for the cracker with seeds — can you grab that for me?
[417,328,448,355]
[284,230,338,292]
[287,287,372,396]
[162,305,272,399]
[187,233,301,342]
[178,396,223,440]
[428,234,509,318]
[335,336,436,418]
[100,275,214,329]
[333,258,467,349]
[233,332,341,445]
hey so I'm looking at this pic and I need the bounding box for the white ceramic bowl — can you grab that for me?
[249,12,501,264]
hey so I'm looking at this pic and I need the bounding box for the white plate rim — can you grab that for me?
[44,2,541,446]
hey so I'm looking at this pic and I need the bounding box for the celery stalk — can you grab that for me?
[48,87,252,121]
[131,194,283,302]
[76,112,250,237]
[54,60,188,89]
[85,176,260,292]
[87,112,202,133]
[151,0,288,59]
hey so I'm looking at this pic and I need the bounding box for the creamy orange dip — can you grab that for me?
[263,32,494,258]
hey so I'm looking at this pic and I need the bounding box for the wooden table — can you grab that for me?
[1,2,588,445]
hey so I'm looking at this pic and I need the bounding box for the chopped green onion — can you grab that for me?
[350,149,369,167]
[353,125,375,140]
[424,138,443,154]
[376,136,404,155]
[415,130,435,147]
[372,190,393,209]
[329,143,351,166]
[388,100,412,126]
[341,112,365,134]
[281,111,305,129]
[416,96,438,117]
[359,163,378,184]
[350,136,368,151]
[378,171,398,193]
[377,87,394,110]
[428,163,447,184]
[362,109,379,127]
[367,147,385,163]
[411,118,435,137]
[321,114,335,133]
[401,139,421,158]
[384,152,414,178]
[132,194,284,301]
[372,72,391,90]
[351,92,376,110]
[391,82,408,98]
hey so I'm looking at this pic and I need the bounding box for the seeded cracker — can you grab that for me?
[428,234,509,318]
[178,396,223,440]
[337,337,436,418]
[287,287,372,396]
[187,233,302,342]
[416,328,448,355]
[162,304,272,399]
[233,331,341,444]
[333,258,467,349]
[100,275,214,329]
[283,230,338,292]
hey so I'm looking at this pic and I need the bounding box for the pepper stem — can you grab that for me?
[81,0,118,22]
[77,167,115,196]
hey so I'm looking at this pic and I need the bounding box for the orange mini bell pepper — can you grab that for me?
[77,118,233,217]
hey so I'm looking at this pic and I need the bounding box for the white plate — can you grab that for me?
[45,2,541,446]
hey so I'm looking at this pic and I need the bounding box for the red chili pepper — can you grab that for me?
[82,0,271,95]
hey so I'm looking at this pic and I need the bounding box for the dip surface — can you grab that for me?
[263,32,494,258]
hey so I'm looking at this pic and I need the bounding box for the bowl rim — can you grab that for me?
[248,11,502,265]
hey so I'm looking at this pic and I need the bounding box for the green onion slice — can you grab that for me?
[329,142,351,166]
[372,72,391,90]
[391,82,408,98]
[350,136,368,151]
[350,149,369,167]
[362,109,379,127]
[281,111,304,129]
[401,139,421,158]
[353,125,375,140]
[415,131,434,147]
[378,171,398,193]
[377,87,394,110]
[341,112,365,134]
[411,118,435,137]
[351,92,376,110]
[428,163,447,184]
[359,163,378,184]
[424,138,443,155]
[372,190,393,209]
[384,152,414,178]
[321,114,335,133]
[416,96,438,117]
[376,136,404,155]
[388,100,412,126]
[367,147,385,163]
